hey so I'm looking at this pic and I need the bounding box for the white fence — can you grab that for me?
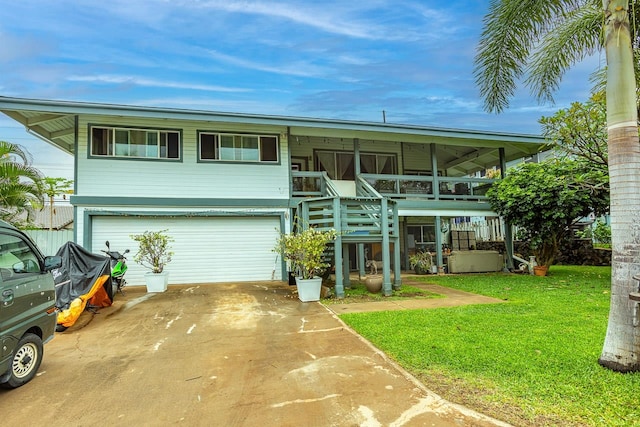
[450,218,511,242]
[25,230,74,256]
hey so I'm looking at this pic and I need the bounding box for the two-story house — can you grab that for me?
[0,96,544,296]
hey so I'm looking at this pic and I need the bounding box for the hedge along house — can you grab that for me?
[0,96,544,297]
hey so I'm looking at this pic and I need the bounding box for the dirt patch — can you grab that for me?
[322,281,443,304]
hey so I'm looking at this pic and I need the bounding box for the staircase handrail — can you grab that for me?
[356,175,383,198]
[322,172,341,197]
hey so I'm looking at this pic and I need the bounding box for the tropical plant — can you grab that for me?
[593,219,612,245]
[42,177,73,231]
[486,159,609,267]
[0,141,44,225]
[575,226,593,240]
[409,251,433,274]
[474,0,640,372]
[130,230,174,273]
[539,92,608,167]
[274,226,337,280]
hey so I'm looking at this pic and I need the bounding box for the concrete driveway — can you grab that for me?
[0,282,509,426]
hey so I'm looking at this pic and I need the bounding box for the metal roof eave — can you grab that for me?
[0,96,545,155]
[1,109,75,155]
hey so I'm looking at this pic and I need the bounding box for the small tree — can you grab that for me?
[593,219,612,246]
[42,177,73,231]
[274,227,337,280]
[486,159,609,268]
[539,93,609,176]
[130,230,174,273]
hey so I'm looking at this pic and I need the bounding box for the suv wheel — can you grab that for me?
[0,333,44,389]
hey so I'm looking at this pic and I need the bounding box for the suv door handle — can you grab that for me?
[1,289,13,306]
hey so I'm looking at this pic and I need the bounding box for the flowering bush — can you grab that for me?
[275,227,337,280]
[130,229,174,273]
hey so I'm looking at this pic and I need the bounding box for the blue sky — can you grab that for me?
[0,0,600,179]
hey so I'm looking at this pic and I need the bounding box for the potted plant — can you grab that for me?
[130,229,174,292]
[274,226,337,301]
[409,251,433,275]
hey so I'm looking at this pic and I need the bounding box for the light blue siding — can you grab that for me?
[76,115,291,200]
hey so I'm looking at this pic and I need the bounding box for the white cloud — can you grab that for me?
[204,50,328,77]
[175,0,429,41]
[66,74,251,93]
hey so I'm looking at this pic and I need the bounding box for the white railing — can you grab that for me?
[450,218,511,242]
[361,173,494,200]
[25,230,74,256]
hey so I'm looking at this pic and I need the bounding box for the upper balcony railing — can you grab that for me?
[291,171,495,201]
[360,173,495,201]
[291,171,325,197]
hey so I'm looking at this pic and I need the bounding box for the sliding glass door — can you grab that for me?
[315,150,396,179]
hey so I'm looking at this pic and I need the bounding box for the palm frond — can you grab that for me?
[526,4,603,104]
[0,142,44,223]
[0,163,43,184]
[0,181,44,206]
[0,181,43,224]
[0,141,33,165]
[474,0,581,113]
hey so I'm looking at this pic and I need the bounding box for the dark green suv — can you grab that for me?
[0,220,61,389]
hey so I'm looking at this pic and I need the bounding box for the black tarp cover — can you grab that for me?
[53,242,112,328]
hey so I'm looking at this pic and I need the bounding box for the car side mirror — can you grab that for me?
[44,255,62,271]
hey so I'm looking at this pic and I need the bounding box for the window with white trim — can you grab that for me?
[91,126,180,159]
[199,132,278,163]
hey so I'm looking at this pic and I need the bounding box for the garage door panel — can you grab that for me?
[92,216,282,286]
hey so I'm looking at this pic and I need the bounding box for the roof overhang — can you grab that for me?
[0,96,545,173]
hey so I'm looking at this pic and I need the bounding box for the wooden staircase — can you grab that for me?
[295,175,401,298]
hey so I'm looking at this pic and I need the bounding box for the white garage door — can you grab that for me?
[91,216,282,286]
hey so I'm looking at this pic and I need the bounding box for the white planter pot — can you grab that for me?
[295,277,322,302]
[145,271,169,293]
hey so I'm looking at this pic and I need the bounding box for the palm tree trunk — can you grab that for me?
[598,0,640,372]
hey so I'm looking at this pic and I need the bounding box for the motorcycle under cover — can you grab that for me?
[53,241,113,328]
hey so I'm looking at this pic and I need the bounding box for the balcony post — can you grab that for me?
[392,203,402,289]
[343,239,351,289]
[354,138,361,176]
[381,198,392,295]
[499,148,514,270]
[358,244,366,279]
[333,197,345,298]
[300,200,309,226]
[430,143,439,199]
[354,137,367,277]
[435,215,444,270]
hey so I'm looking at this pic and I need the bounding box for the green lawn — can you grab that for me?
[338,266,640,426]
